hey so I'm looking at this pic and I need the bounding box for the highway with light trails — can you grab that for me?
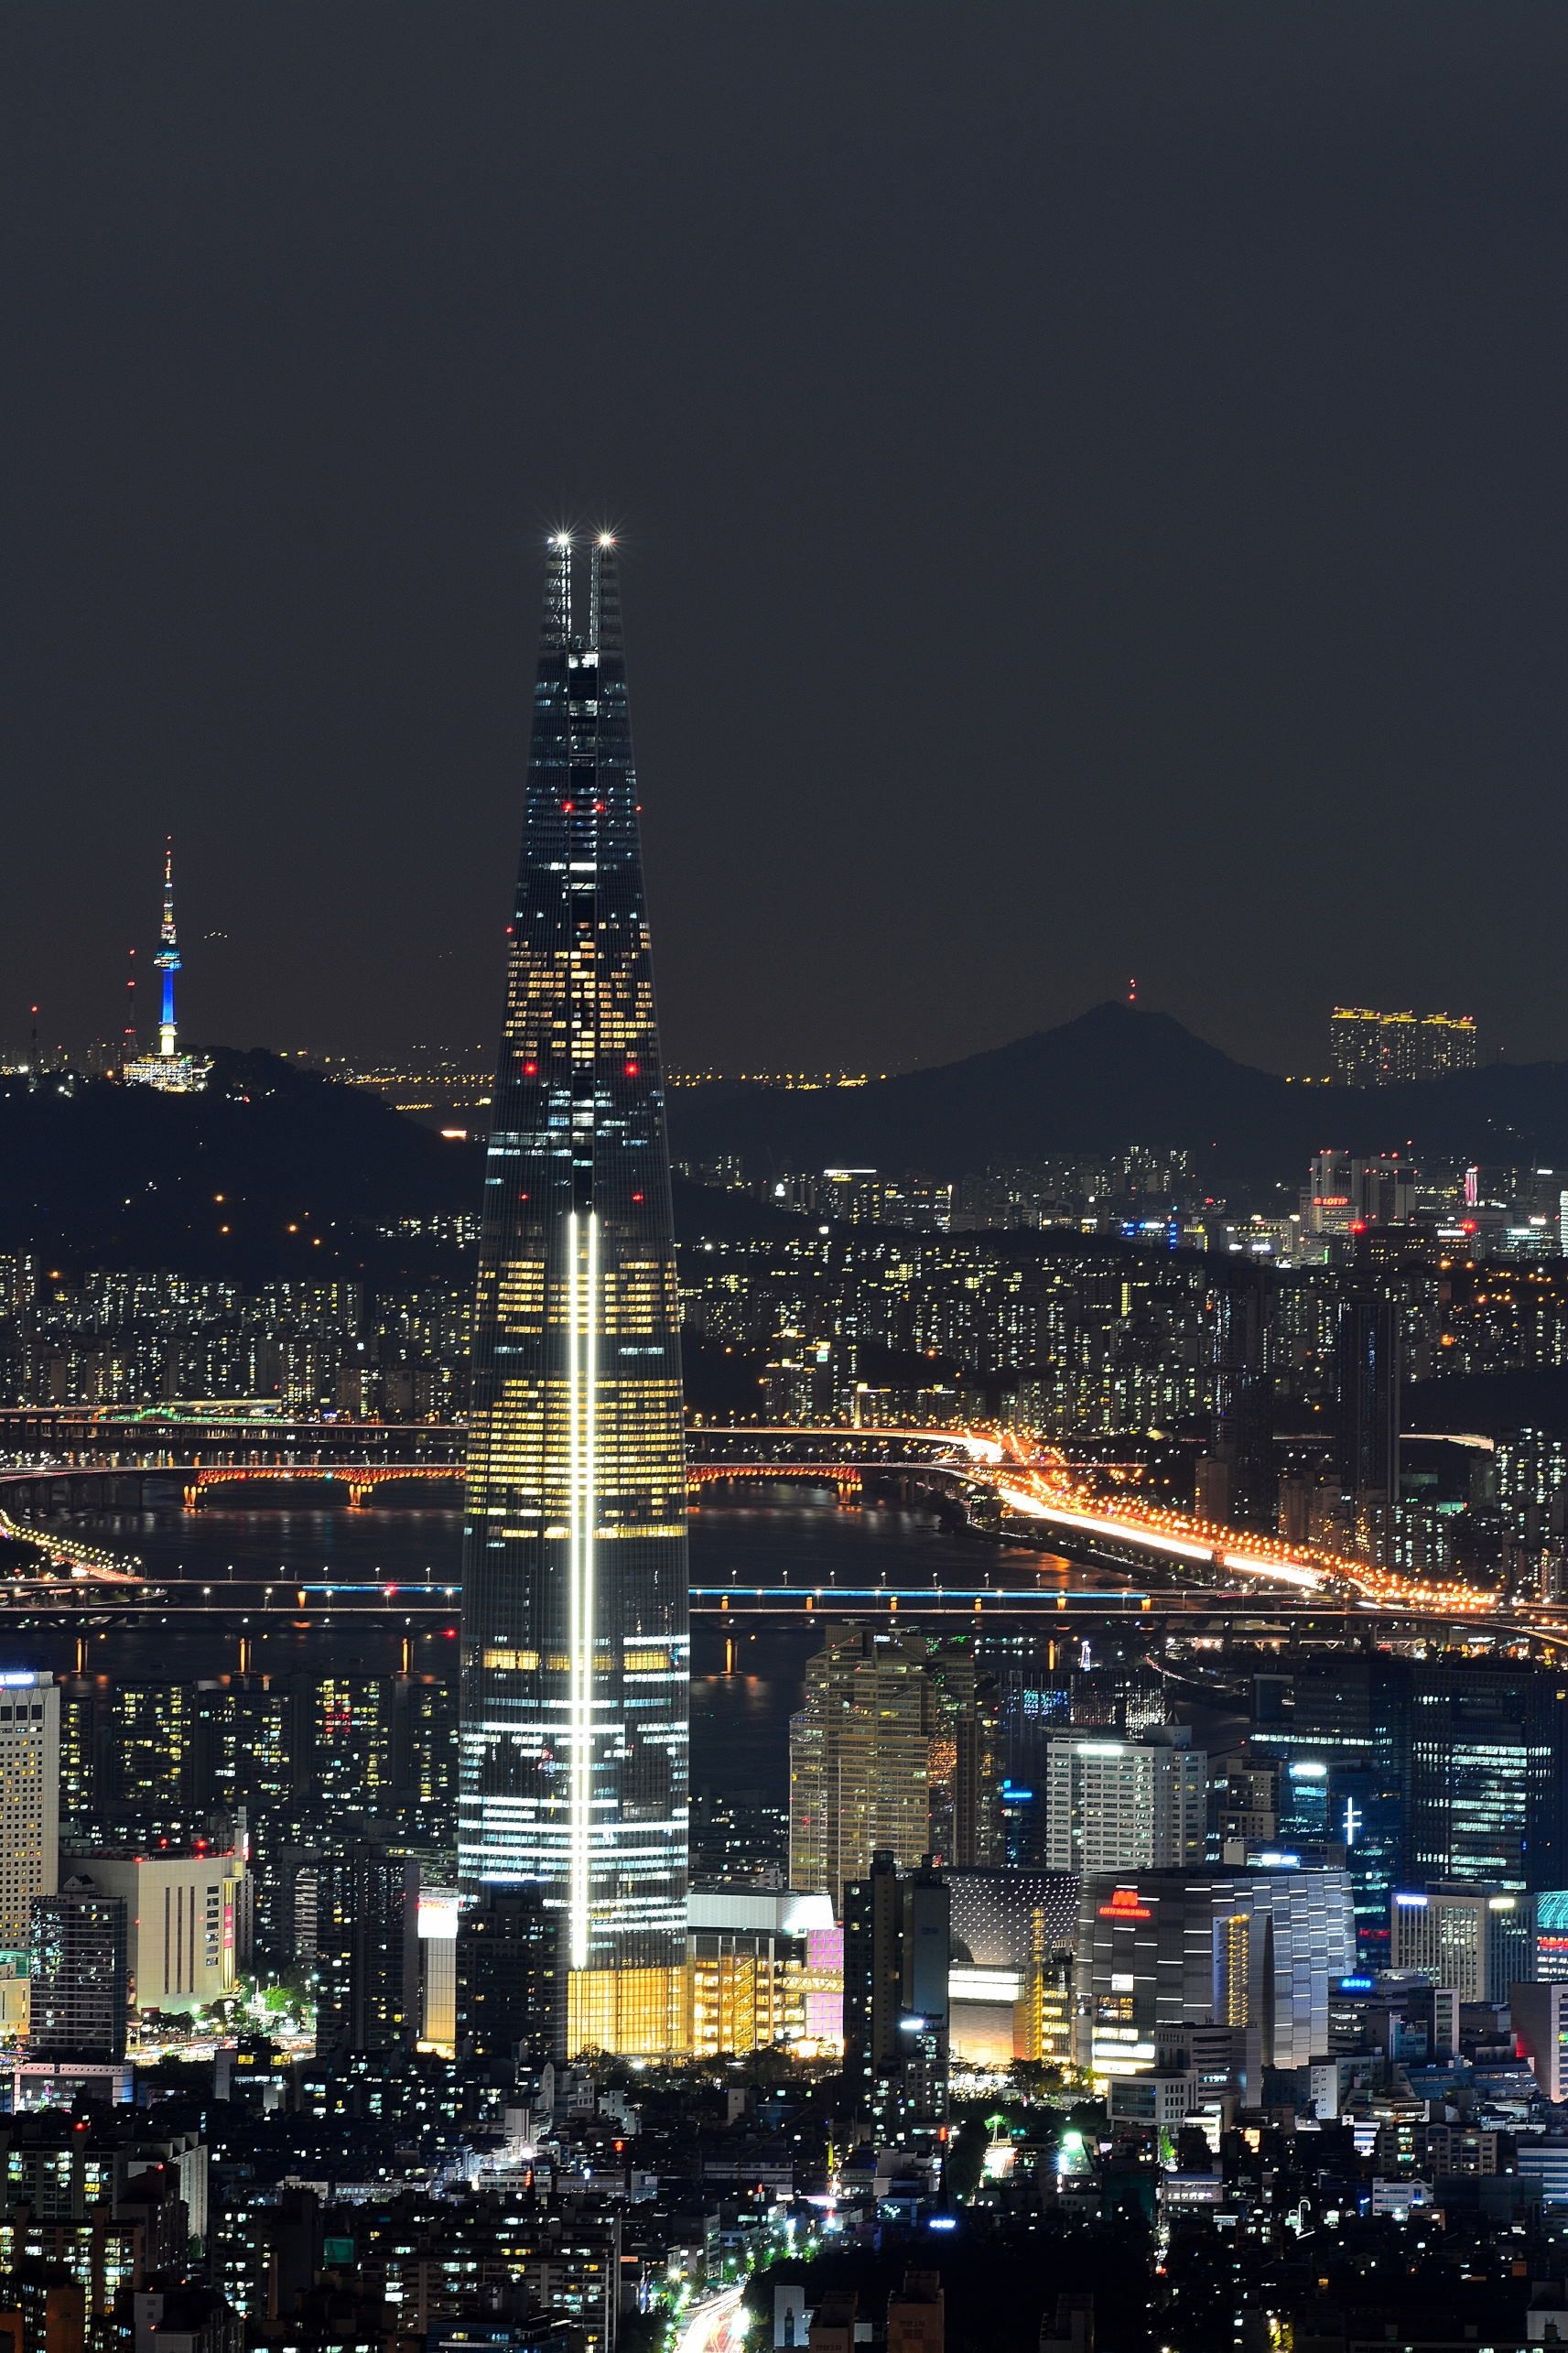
[0,1412,1540,1643]
[674,2285,749,2353]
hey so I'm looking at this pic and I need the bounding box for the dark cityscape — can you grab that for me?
[1,9,1566,2353]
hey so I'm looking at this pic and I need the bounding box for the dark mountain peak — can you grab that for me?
[941,1001,1269,1089]
[669,1003,1568,1183]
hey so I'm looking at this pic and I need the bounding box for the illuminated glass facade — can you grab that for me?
[459,537,688,1972]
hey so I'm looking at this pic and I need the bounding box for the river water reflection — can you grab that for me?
[12,1490,1129,1808]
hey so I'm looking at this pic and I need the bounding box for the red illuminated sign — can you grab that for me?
[1098,1888,1152,1921]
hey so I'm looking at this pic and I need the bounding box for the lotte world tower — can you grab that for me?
[459,535,688,1975]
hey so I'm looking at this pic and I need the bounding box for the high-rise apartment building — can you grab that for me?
[459,537,688,1980]
[1328,1008,1384,1088]
[304,1846,420,2055]
[1329,1006,1476,1087]
[28,1880,128,2062]
[1042,1730,1206,1875]
[1419,1011,1478,1079]
[0,1673,59,1950]
[788,1627,935,1902]
[455,1887,558,2068]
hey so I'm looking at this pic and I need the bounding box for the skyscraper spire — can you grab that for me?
[590,531,622,661]
[460,537,688,2005]
[543,531,573,651]
[154,835,181,1060]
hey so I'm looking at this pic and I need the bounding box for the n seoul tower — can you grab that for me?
[155,836,181,1061]
[124,839,210,1093]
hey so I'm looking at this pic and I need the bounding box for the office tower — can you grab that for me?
[788,1627,933,1901]
[1306,1151,1356,1238]
[459,536,688,1980]
[1389,1883,1532,2001]
[0,1672,59,1950]
[1349,1155,1418,1229]
[1206,1265,1275,1528]
[27,1880,129,2061]
[841,1851,949,2148]
[1265,1662,1407,1966]
[1042,1730,1206,1875]
[59,1849,247,2013]
[1264,1654,1568,1964]
[455,1887,559,2068]
[1336,1274,1402,1566]
[1404,1665,1567,1890]
[1077,1866,1356,2082]
[921,1643,998,1868]
[1306,1152,1417,1238]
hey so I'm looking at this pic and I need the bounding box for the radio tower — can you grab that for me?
[154,837,181,1061]
[124,838,208,1092]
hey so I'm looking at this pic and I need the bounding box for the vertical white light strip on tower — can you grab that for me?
[583,1209,599,1961]
[567,1210,586,1968]
[567,1209,600,1972]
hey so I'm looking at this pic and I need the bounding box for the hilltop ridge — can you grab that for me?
[668,1001,1568,1181]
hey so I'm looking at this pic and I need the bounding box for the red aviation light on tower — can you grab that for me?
[1098,1886,1152,1921]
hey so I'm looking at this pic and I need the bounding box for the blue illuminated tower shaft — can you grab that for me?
[458,537,689,1973]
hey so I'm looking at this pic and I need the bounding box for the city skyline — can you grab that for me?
[0,11,1563,2347]
[3,11,1563,1080]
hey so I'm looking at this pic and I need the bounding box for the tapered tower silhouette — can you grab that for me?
[459,536,688,1977]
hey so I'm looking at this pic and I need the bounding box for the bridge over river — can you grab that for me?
[0,1412,1534,1648]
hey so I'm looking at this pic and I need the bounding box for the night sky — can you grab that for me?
[2,7,1563,1078]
